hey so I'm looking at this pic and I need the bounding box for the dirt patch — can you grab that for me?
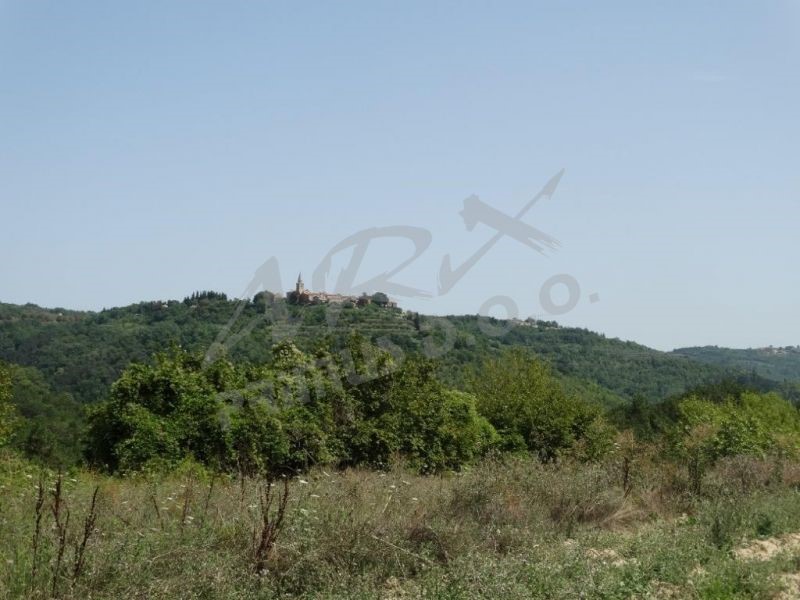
[647,581,682,599]
[381,576,418,599]
[585,547,634,567]
[734,533,800,562]
[690,564,707,579]
[774,572,800,600]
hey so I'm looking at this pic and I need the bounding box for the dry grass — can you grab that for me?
[2,452,800,598]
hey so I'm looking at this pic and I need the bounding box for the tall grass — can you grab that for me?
[1,450,800,598]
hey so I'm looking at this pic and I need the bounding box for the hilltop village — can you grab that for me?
[286,274,397,308]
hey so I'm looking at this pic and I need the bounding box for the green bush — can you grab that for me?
[86,349,231,472]
[116,404,182,471]
[672,392,800,463]
[668,391,800,493]
[87,341,499,475]
[228,400,290,475]
[469,349,612,462]
[388,358,497,472]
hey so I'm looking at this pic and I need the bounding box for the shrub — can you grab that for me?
[667,391,800,493]
[87,342,498,475]
[228,400,289,475]
[116,404,182,472]
[389,359,498,472]
[86,349,231,472]
[671,392,800,464]
[340,356,498,472]
[469,348,612,462]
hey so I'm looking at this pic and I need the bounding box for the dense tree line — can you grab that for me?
[0,361,83,464]
[4,341,800,476]
[83,339,611,475]
[0,362,15,448]
[0,295,756,415]
[673,345,800,385]
[2,295,799,472]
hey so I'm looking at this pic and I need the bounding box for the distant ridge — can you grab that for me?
[1,295,796,411]
[672,346,800,383]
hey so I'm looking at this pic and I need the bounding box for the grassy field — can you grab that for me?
[2,451,800,599]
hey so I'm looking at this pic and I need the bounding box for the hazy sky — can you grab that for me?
[1,1,798,351]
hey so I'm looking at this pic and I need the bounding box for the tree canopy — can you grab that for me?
[468,348,612,461]
[86,337,501,475]
[0,362,16,447]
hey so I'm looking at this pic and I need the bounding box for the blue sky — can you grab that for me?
[1,1,798,350]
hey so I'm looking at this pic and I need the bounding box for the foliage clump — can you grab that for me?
[86,337,499,475]
[468,348,613,461]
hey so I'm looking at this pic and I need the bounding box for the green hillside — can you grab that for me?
[672,346,800,383]
[0,293,742,413]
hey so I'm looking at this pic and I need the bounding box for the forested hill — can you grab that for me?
[671,346,800,383]
[0,293,763,412]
